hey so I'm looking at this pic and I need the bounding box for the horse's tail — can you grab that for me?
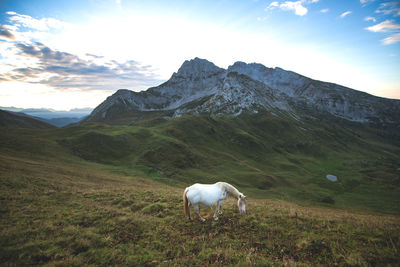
[183,188,189,219]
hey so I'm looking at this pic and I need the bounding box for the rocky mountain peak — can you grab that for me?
[172,57,224,79]
[114,89,133,96]
[85,58,400,124]
[228,61,273,75]
[228,61,309,96]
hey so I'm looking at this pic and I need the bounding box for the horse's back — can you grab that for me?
[186,183,222,206]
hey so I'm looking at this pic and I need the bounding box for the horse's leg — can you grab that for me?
[194,204,205,222]
[188,202,192,220]
[213,200,223,221]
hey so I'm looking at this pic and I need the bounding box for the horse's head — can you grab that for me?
[237,194,247,215]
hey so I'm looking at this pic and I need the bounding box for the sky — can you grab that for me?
[0,0,399,110]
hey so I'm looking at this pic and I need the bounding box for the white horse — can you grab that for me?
[183,182,247,221]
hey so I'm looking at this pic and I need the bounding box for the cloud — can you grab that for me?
[366,20,400,45]
[382,33,400,44]
[360,0,375,4]
[279,1,308,16]
[6,12,66,31]
[366,20,400,32]
[376,2,400,17]
[86,53,104,59]
[340,11,352,18]
[364,16,376,22]
[364,2,400,45]
[0,11,162,93]
[266,1,279,10]
[0,41,161,91]
[0,25,15,40]
[320,8,329,13]
[265,0,318,16]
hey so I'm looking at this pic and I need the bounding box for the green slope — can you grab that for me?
[57,111,400,214]
[0,109,55,129]
[1,122,399,266]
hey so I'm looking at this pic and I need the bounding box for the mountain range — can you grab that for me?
[85,57,400,125]
[0,107,92,127]
[0,109,55,129]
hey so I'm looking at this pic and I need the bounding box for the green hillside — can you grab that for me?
[0,109,55,129]
[58,111,400,214]
[1,124,399,265]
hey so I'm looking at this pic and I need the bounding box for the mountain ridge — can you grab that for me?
[0,109,55,129]
[85,58,400,124]
[0,107,92,127]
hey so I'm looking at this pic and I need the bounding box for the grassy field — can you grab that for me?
[1,123,400,265]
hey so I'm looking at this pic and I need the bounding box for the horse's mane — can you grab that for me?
[218,182,241,198]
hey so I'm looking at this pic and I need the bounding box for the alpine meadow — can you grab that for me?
[1,57,400,266]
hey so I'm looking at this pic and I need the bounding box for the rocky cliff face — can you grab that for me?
[87,57,400,124]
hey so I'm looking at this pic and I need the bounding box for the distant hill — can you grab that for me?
[0,109,55,129]
[0,107,92,127]
[35,117,86,127]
